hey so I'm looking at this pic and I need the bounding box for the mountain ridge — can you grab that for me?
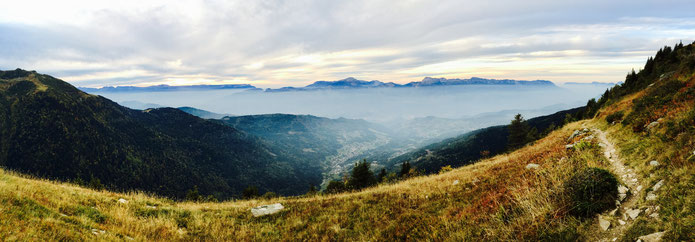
[0,69,318,199]
[265,76,555,92]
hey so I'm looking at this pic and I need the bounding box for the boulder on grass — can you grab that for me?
[251,203,285,217]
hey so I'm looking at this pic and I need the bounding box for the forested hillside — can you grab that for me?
[0,69,318,199]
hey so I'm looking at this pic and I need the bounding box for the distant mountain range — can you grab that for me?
[79,84,256,92]
[265,77,555,92]
[79,76,557,93]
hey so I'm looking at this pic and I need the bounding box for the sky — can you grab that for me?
[1,0,694,88]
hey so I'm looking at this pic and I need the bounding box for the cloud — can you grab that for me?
[1,0,694,87]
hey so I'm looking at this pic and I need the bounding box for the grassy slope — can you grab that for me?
[1,120,615,241]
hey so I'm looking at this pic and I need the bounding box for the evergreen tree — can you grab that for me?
[377,168,387,183]
[508,114,531,150]
[399,161,412,178]
[347,159,376,190]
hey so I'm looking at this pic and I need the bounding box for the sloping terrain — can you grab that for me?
[0,121,612,240]
[383,107,585,174]
[2,42,695,241]
[220,114,409,185]
[0,69,318,199]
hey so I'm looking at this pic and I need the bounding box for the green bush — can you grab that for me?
[563,168,618,218]
[605,111,624,124]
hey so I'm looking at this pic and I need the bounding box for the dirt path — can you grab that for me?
[592,127,643,241]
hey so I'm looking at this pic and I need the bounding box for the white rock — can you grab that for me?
[452,180,460,185]
[618,193,627,202]
[649,160,660,166]
[646,192,658,201]
[638,231,665,242]
[251,203,285,217]
[652,180,664,191]
[649,213,659,219]
[618,219,626,225]
[565,144,574,149]
[626,208,642,220]
[525,163,539,170]
[646,121,659,130]
[146,205,157,209]
[598,216,611,231]
[637,185,643,192]
[618,185,629,194]
[118,198,128,204]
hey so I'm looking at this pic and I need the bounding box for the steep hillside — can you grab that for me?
[383,107,585,173]
[0,121,613,240]
[0,69,318,199]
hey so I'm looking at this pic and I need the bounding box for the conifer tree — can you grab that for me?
[508,114,531,150]
[377,168,387,183]
[347,159,376,190]
[399,161,412,178]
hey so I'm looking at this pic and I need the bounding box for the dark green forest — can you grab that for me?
[0,69,319,200]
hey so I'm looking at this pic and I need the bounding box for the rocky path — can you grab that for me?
[592,128,664,242]
[592,128,642,241]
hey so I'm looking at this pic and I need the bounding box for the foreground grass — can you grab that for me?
[0,121,616,241]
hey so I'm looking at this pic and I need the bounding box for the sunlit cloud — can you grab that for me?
[1,0,694,88]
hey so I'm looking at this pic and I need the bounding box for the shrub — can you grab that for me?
[605,111,624,124]
[439,165,453,174]
[325,180,347,194]
[563,168,618,218]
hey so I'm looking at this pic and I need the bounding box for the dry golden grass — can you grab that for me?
[0,121,616,241]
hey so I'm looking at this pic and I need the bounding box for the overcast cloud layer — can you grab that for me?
[1,0,694,88]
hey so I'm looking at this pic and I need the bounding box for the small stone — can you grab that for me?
[118,198,128,204]
[618,219,626,225]
[649,160,660,166]
[638,231,665,242]
[452,180,460,185]
[652,180,664,191]
[618,185,629,194]
[609,208,618,216]
[636,185,643,192]
[583,128,589,132]
[646,121,659,130]
[598,216,611,231]
[626,208,642,220]
[649,213,659,219]
[618,193,627,202]
[525,163,539,170]
[251,203,285,217]
[565,144,574,149]
[646,192,657,201]
[146,205,157,209]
